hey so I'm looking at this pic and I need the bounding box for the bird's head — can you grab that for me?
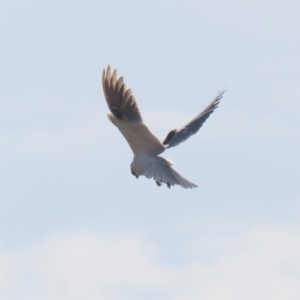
[131,169,139,179]
[130,156,151,179]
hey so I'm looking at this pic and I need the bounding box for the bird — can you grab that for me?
[102,65,225,189]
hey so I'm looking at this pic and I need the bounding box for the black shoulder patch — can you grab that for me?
[111,108,123,120]
[162,129,177,145]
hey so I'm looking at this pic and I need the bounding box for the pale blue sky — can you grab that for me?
[0,1,300,299]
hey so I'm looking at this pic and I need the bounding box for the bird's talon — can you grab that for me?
[167,182,171,188]
[156,180,162,186]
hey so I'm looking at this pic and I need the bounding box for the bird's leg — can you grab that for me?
[167,182,171,189]
[155,180,162,186]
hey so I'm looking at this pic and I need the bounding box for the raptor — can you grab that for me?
[102,65,225,189]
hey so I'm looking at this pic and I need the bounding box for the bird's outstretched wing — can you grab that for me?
[163,89,226,148]
[102,65,165,155]
[143,156,198,189]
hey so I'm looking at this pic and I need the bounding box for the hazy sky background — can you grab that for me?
[1,1,300,299]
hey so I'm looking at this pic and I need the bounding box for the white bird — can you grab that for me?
[102,65,225,189]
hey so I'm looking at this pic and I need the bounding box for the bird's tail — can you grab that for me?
[144,156,198,189]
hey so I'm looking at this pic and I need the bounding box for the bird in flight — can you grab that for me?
[102,65,225,189]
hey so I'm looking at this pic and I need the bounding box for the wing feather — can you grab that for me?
[102,65,165,155]
[163,89,226,148]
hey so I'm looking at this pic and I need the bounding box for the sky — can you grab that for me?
[0,0,300,299]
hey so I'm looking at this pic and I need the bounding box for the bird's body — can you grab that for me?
[102,65,225,189]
